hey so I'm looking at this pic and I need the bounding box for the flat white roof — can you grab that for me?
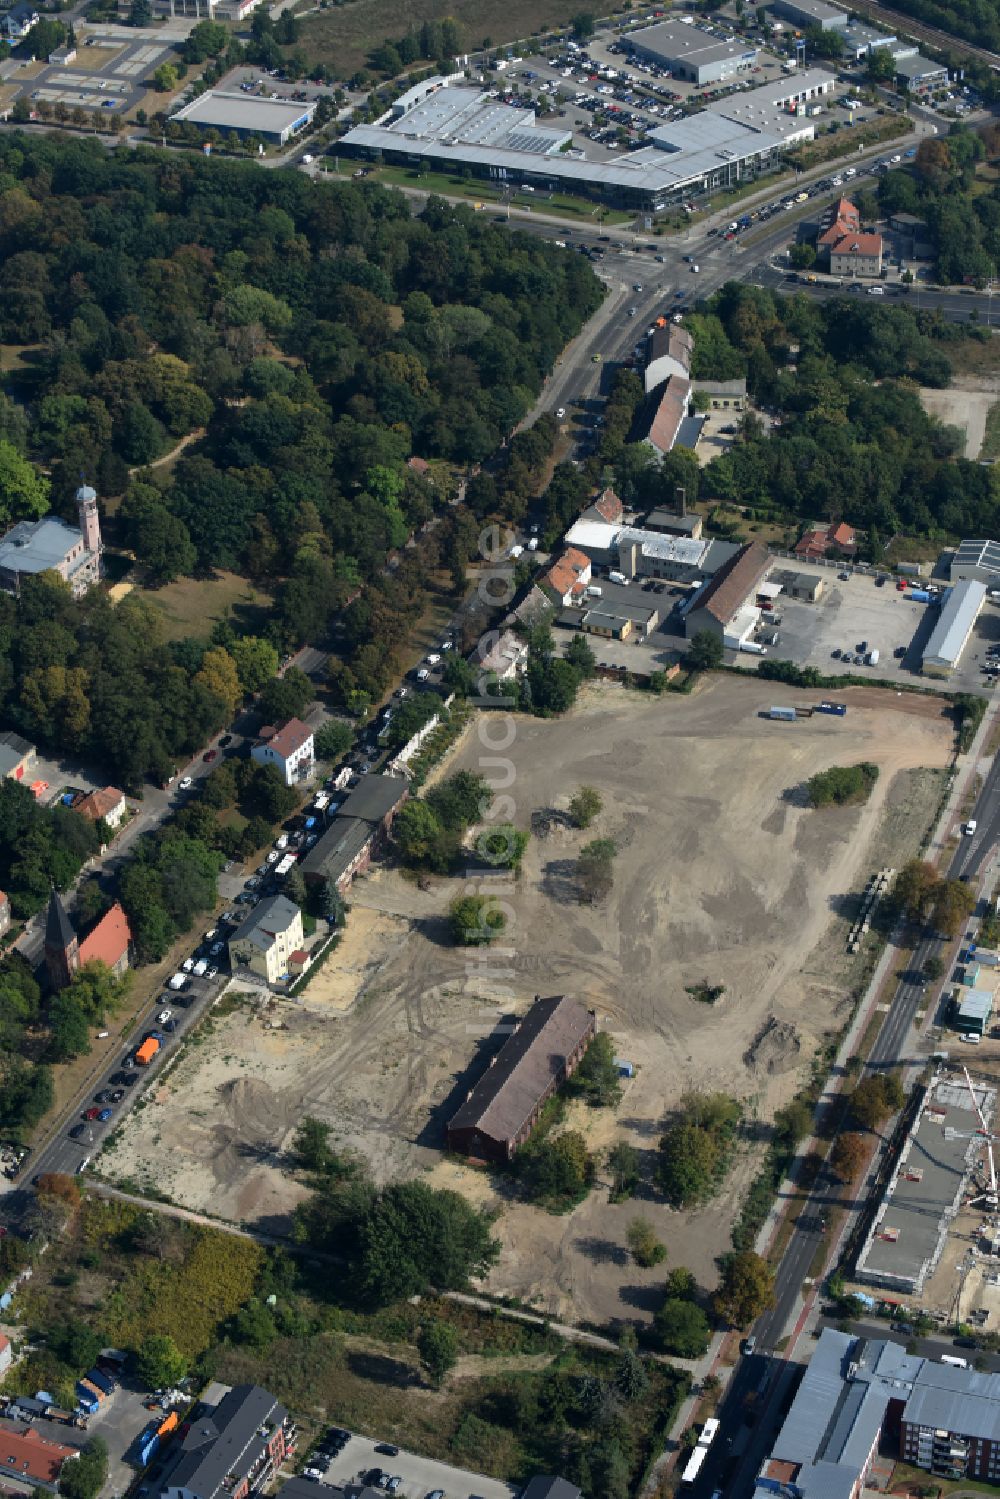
[172,90,316,132]
[923,580,986,667]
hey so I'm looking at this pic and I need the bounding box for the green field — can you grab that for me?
[297,0,620,76]
[145,571,274,643]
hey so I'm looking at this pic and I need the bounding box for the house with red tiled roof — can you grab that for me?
[541,547,592,608]
[73,786,127,831]
[795,520,857,561]
[594,487,623,524]
[45,891,132,991]
[251,717,314,787]
[0,1425,79,1487]
[818,197,882,278]
[638,375,690,459]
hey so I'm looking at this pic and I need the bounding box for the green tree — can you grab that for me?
[230,1300,277,1350]
[923,954,945,981]
[314,720,353,762]
[47,1318,101,1370]
[393,799,452,871]
[568,785,602,829]
[932,878,976,938]
[608,1140,640,1201]
[519,1131,593,1208]
[626,1215,667,1267]
[577,838,616,903]
[655,1297,711,1357]
[46,991,91,1062]
[358,1181,499,1305]
[292,1116,336,1174]
[475,822,529,871]
[893,860,939,922]
[713,1250,775,1328]
[426,771,490,831]
[663,1265,698,1301]
[688,630,724,671]
[152,62,178,91]
[417,1319,459,1386]
[129,0,151,23]
[0,440,49,526]
[258,668,312,723]
[571,1032,622,1108]
[565,632,596,678]
[59,1439,107,1499]
[789,243,817,270]
[230,636,280,695]
[136,1333,188,1388]
[449,894,506,946]
[571,10,595,36]
[850,1073,905,1130]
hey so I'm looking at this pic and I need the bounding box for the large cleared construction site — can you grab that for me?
[99,677,954,1325]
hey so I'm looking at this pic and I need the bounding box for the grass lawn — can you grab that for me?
[296,0,622,77]
[890,1458,1000,1495]
[144,571,274,643]
[948,330,1000,376]
[789,114,911,171]
[884,535,953,567]
[344,161,631,223]
[0,342,42,373]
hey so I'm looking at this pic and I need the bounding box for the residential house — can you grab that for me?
[520,1481,582,1499]
[636,374,690,459]
[794,520,857,561]
[160,1383,294,1499]
[0,1424,79,1489]
[73,786,127,831]
[0,4,39,39]
[228,895,304,987]
[592,486,624,524]
[0,730,36,784]
[251,718,314,787]
[299,774,408,894]
[540,547,592,608]
[691,377,747,410]
[684,540,772,646]
[473,629,528,683]
[644,322,694,393]
[0,891,11,939]
[644,506,703,539]
[818,197,883,278]
[446,995,597,1163]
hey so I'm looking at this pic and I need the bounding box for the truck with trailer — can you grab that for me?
[135,1036,160,1066]
[867,648,880,665]
[740,641,767,655]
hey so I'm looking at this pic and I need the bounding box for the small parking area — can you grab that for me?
[5,27,180,123]
[316,1432,516,1499]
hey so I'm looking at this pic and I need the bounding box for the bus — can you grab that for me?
[698,1418,721,1449]
[680,1447,708,1485]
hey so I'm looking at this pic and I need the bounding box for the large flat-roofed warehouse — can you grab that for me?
[170,91,317,144]
[772,0,848,28]
[950,537,1000,585]
[340,70,836,210]
[446,995,596,1162]
[626,19,759,84]
[921,579,987,677]
[855,1076,996,1296]
[683,540,772,645]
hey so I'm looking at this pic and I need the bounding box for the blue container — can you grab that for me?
[909,589,931,603]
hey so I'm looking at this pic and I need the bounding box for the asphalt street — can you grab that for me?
[695,755,1000,1498]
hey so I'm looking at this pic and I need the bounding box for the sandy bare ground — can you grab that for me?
[920,375,1000,459]
[100,677,952,1325]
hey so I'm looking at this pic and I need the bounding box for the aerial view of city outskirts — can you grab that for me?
[7,0,1000,1496]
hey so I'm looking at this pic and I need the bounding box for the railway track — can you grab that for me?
[852,0,1000,67]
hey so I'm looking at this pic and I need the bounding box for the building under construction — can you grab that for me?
[855,1073,997,1298]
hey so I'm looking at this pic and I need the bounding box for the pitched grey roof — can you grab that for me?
[0,517,86,576]
[229,894,301,953]
[923,580,986,666]
[448,996,595,1146]
[298,815,371,881]
[337,774,408,826]
[905,1362,1000,1441]
[520,1479,582,1499]
[45,889,75,952]
[164,1384,287,1499]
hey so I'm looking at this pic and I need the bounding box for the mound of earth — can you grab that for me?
[744,1017,801,1075]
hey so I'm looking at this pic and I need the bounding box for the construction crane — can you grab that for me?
[943,1065,998,1210]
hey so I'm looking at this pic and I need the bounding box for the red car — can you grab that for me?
[83,1106,100,1120]
[203,749,218,762]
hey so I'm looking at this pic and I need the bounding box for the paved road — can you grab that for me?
[696,755,1000,1498]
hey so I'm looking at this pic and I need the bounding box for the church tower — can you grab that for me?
[76,483,102,559]
[45,889,79,993]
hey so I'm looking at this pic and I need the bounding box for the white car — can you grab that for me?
[157,1009,172,1024]
[426,653,441,666]
[556,406,566,418]
[965,820,978,836]
[182,958,195,973]
[207,965,219,979]
[179,777,194,790]
[890,154,901,163]
[304,1470,325,1481]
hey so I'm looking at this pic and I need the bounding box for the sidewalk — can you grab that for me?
[652,700,998,1480]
